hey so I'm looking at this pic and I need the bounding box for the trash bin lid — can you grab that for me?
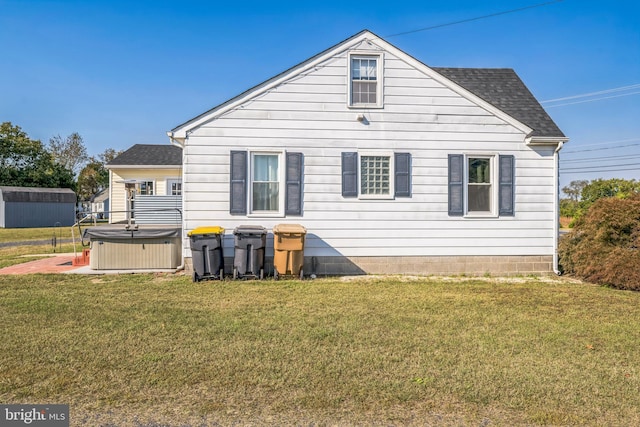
[234,225,267,235]
[273,223,307,234]
[188,226,225,236]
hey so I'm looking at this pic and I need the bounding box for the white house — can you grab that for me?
[106,144,183,225]
[168,30,568,276]
[90,188,109,219]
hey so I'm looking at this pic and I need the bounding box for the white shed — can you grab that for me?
[168,30,568,276]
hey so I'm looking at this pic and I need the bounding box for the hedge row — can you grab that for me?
[559,194,640,291]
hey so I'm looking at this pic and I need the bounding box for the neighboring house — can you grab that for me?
[90,188,109,219]
[0,186,76,228]
[168,30,568,276]
[106,144,183,224]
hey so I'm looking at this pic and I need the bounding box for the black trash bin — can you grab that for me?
[233,225,267,279]
[188,226,225,282]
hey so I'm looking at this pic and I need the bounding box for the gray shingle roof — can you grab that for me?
[433,67,565,138]
[107,144,182,167]
[0,186,76,203]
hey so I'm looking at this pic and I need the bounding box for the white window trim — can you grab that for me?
[166,178,182,196]
[347,51,384,109]
[358,150,394,200]
[464,154,498,218]
[248,150,286,217]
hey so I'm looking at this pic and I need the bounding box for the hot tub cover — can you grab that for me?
[83,227,181,240]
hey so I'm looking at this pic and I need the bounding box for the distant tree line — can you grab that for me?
[560,178,640,226]
[0,121,121,201]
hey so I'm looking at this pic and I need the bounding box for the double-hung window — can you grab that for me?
[230,151,303,217]
[448,154,515,217]
[349,53,383,107]
[251,153,281,213]
[467,157,492,212]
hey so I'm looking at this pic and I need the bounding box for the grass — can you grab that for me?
[0,226,78,243]
[0,227,88,268]
[0,273,639,426]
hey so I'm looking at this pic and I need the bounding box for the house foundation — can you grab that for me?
[183,255,554,277]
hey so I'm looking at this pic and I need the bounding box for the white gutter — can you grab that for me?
[553,141,565,275]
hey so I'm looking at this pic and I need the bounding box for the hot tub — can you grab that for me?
[83,226,182,270]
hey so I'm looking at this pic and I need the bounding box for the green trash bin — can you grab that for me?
[188,226,225,282]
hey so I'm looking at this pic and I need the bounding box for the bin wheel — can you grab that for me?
[259,268,264,280]
[219,269,224,280]
[299,269,304,280]
[233,268,238,280]
[274,269,279,280]
[193,272,199,283]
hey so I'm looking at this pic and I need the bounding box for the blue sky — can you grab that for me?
[1,0,639,190]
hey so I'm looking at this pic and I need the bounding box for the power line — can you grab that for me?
[562,142,640,154]
[563,137,640,150]
[541,83,640,103]
[560,167,640,174]
[561,162,640,172]
[562,154,640,163]
[544,91,640,108]
[383,1,565,38]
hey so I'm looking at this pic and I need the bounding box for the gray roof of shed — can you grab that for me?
[107,144,182,167]
[432,67,565,138]
[0,186,77,203]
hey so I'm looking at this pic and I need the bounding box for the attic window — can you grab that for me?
[349,53,383,108]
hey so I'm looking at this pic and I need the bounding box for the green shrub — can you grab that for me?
[559,194,640,290]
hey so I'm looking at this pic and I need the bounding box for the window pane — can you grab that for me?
[254,155,279,181]
[468,184,491,211]
[361,156,390,195]
[353,81,377,104]
[351,58,361,79]
[252,183,279,211]
[469,158,490,183]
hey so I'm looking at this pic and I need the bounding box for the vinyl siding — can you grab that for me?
[109,168,182,223]
[181,44,557,259]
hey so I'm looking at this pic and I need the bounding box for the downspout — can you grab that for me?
[167,131,186,273]
[553,141,565,275]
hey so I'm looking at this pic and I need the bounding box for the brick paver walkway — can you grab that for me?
[0,255,80,274]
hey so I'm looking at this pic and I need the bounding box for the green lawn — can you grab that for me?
[0,273,638,426]
[0,226,77,243]
[0,227,88,268]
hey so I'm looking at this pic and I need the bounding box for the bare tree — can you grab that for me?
[48,132,89,177]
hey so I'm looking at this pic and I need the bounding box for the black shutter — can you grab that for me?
[394,153,411,198]
[499,155,515,216]
[448,154,464,216]
[285,152,303,216]
[230,151,247,215]
[342,152,358,198]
